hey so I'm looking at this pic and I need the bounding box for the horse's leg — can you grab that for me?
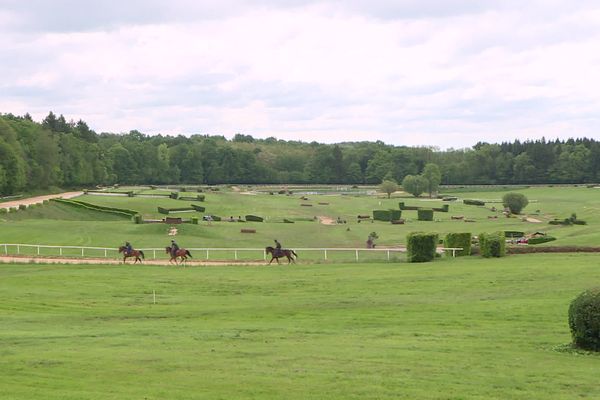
[268,257,274,265]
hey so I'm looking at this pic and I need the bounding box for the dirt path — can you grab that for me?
[0,255,269,267]
[0,191,83,210]
[318,216,336,225]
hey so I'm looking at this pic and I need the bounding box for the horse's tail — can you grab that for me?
[186,250,192,258]
[291,250,298,258]
[139,250,145,259]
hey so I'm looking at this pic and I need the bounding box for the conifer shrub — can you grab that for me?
[407,232,439,263]
[444,233,472,256]
[479,232,506,257]
[569,288,600,351]
[417,209,434,221]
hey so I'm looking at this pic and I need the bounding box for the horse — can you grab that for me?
[165,246,193,264]
[265,246,298,265]
[118,246,145,264]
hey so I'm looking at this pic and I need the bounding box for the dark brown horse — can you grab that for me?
[166,246,192,264]
[265,246,298,265]
[118,246,145,263]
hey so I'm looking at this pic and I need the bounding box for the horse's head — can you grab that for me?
[165,246,171,253]
[265,246,274,254]
[118,246,125,253]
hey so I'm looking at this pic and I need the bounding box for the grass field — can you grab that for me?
[1,254,599,399]
[0,186,598,249]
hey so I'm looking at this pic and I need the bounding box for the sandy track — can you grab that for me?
[1,191,83,210]
[0,255,272,267]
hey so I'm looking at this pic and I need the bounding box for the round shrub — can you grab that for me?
[569,288,600,351]
[502,192,529,214]
[407,232,439,263]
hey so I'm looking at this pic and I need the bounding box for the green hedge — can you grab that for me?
[432,204,449,212]
[133,214,143,224]
[407,232,439,263]
[245,215,264,222]
[373,210,391,221]
[191,204,206,212]
[157,206,197,214]
[569,288,600,351]
[18,204,27,210]
[283,219,295,223]
[169,192,179,199]
[528,236,556,245]
[191,217,199,224]
[389,209,402,221]
[464,199,485,206]
[417,209,434,221]
[444,233,471,256]
[398,202,419,211]
[479,232,506,258]
[52,199,136,218]
[0,208,7,214]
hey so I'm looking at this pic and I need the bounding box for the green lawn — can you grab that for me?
[1,254,599,399]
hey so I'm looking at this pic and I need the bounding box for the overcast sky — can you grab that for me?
[1,0,599,148]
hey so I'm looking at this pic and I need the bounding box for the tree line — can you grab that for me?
[1,111,599,195]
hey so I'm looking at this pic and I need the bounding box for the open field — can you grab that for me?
[0,186,598,249]
[1,254,600,399]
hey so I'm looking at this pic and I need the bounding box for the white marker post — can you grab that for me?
[153,290,156,304]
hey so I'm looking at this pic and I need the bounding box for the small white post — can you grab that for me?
[3,244,7,254]
[104,249,107,257]
[37,246,40,255]
[59,247,62,256]
[17,245,20,254]
[355,250,359,261]
[234,250,238,260]
[324,249,327,260]
[153,290,156,304]
[387,250,390,260]
[263,250,267,260]
[81,248,84,257]
[206,250,209,260]
[153,250,156,259]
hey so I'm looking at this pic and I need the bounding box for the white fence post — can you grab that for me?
[355,250,359,261]
[324,249,327,260]
[17,245,20,254]
[153,250,156,259]
[206,249,209,260]
[37,246,40,255]
[387,250,390,260]
[234,250,238,260]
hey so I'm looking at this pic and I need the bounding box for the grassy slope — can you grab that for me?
[0,187,598,249]
[1,254,599,399]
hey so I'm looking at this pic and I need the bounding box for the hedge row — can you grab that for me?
[479,232,506,257]
[528,236,556,245]
[464,199,485,206]
[417,209,434,221]
[444,233,471,256]
[245,215,264,222]
[179,194,205,202]
[398,202,419,211]
[52,199,136,218]
[373,209,402,221]
[158,204,205,214]
[407,232,439,263]
[504,231,525,238]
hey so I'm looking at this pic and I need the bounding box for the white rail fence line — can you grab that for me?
[0,244,462,261]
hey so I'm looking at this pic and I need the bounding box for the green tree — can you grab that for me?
[502,192,529,214]
[422,163,441,197]
[379,179,398,199]
[402,175,428,197]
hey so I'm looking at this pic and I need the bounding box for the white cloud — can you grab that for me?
[1,1,599,148]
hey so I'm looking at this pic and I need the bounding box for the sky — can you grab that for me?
[1,0,600,148]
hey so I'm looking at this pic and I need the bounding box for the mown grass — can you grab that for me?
[1,254,599,399]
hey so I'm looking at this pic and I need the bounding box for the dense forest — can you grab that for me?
[1,112,599,195]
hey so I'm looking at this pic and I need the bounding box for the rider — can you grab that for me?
[125,241,133,256]
[274,239,282,256]
[170,239,180,258]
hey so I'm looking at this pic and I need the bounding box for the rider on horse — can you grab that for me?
[125,241,133,256]
[274,239,282,257]
[170,239,179,258]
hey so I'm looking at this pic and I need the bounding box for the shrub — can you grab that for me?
[432,204,449,212]
[197,194,205,202]
[479,232,506,258]
[133,214,143,224]
[442,196,458,201]
[283,219,295,223]
[504,231,525,238]
[0,208,7,214]
[127,191,135,197]
[389,209,402,221]
[444,233,472,256]
[569,288,600,351]
[417,209,434,221]
[191,217,199,225]
[191,204,206,212]
[373,210,392,221]
[527,236,556,245]
[245,215,264,222]
[407,232,439,263]
[463,199,485,206]
[573,220,587,225]
[158,207,169,214]
[502,192,529,214]
[18,204,27,210]
[169,192,179,199]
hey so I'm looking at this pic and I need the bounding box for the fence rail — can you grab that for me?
[0,244,462,262]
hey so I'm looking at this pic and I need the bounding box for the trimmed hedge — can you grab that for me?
[179,194,205,202]
[169,192,179,199]
[398,202,419,211]
[389,209,402,221]
[373,210,391,221]
[527,236,556,245]
[407,232,439,263]
[191,204,206,212]
[245,215,264,222]
[283,219,295,223]
[464,199,485,206]
[417,209,434,221]
[432,204,449,212]
[569,288,600,351]
[133,214,143,224]
[0,208,7,214]
[18,204,27,210]
[444,232,471,256]
[479,232,506,258]
[191,217,199,224]
[52,199,137,218]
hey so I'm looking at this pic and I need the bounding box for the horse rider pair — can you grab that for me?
[124,240,180,257]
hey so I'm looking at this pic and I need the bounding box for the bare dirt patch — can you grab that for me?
[0,255,268,267]
[318,216,336,225]
[525,217,542,223]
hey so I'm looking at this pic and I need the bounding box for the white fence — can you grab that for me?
[0,244,462,262]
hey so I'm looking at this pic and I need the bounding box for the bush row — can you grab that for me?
[444,233,472,256]
[464,199,485,206]
[52,199,136,218]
